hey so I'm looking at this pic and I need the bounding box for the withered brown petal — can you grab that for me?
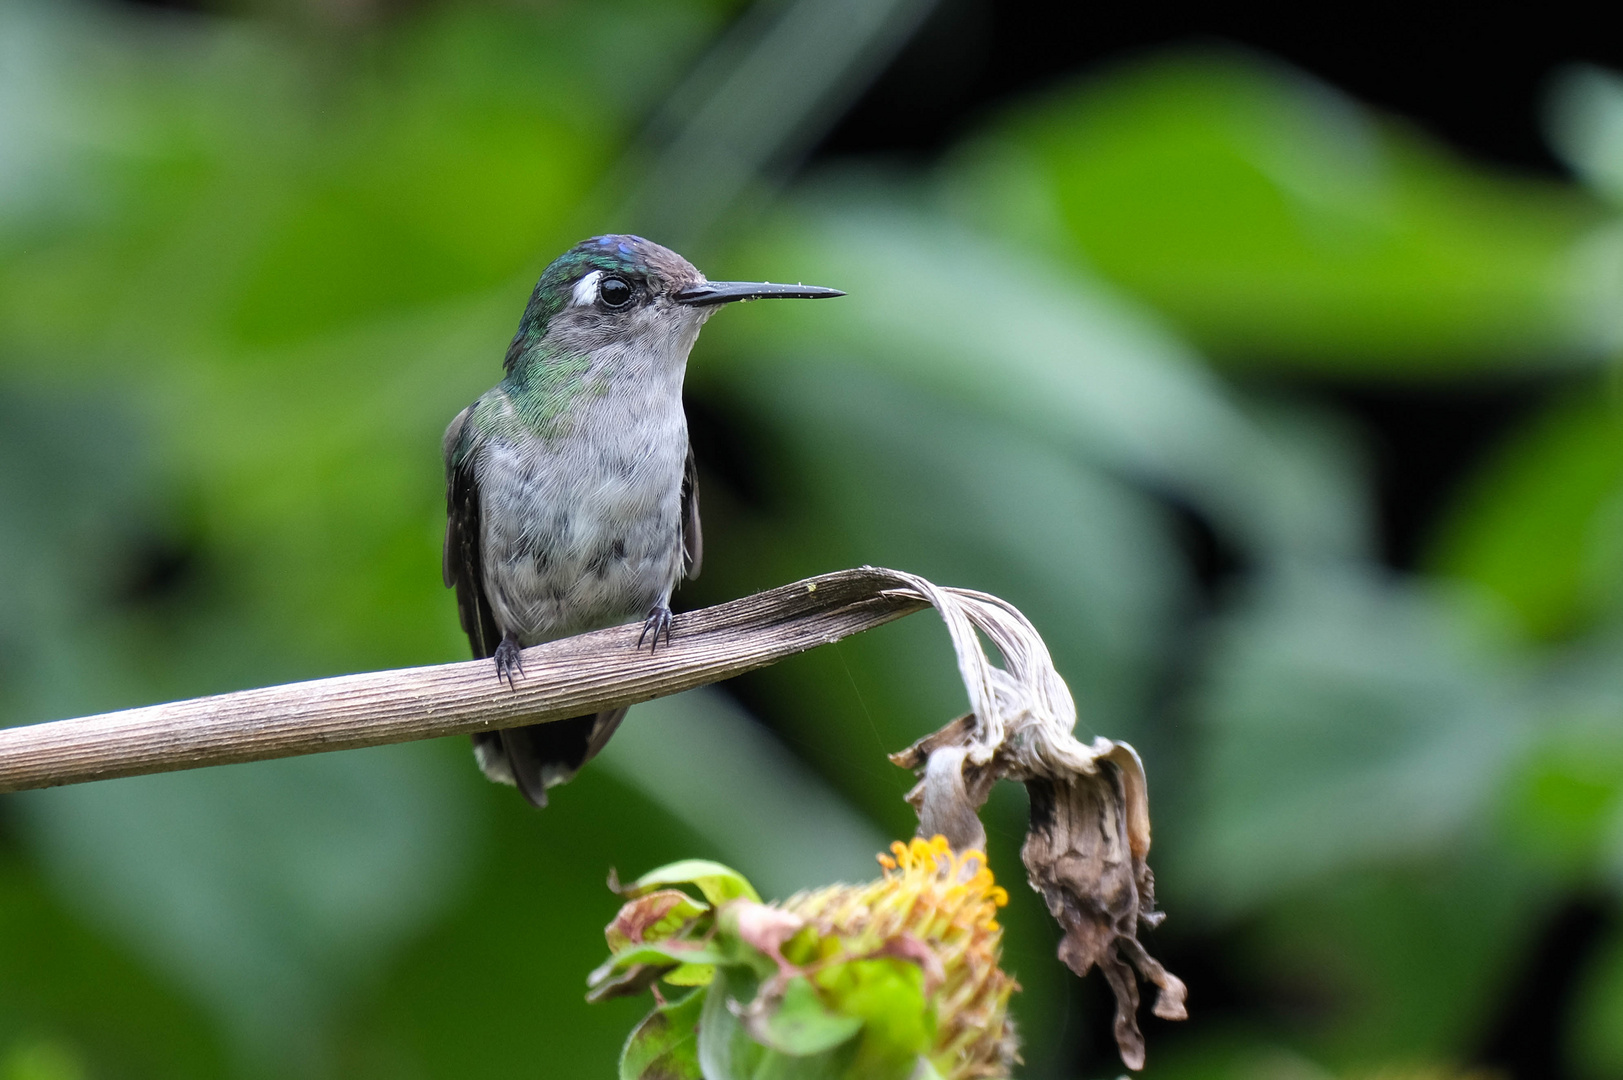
[892,714,998,854]
[1119,936,1189,1021]
[1098,950,1146,1071]
[916,744,990,854]
[887,712,977,771]
[1022,767,1183,1070]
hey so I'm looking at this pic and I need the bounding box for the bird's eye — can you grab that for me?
[598,276,633,309]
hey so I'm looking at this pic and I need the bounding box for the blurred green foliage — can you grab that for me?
[4,1,1623,1078]
[956,52,1603,372]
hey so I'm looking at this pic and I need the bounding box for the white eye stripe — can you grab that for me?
[571,270,603,307]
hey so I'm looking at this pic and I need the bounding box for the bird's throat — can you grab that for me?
[502,348,600,439]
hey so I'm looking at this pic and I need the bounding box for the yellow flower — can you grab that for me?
[593,839,1022,1080]
[781,837,1020,1080]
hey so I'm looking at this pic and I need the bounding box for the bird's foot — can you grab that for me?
[637,606,673,652]
[494,634,525,689]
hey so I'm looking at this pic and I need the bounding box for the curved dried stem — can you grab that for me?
[0,568,924,793]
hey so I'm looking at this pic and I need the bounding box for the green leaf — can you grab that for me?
[718,203,1372,564]
[696,968,859,1080]
[0,1039,87,1080]
[1500,736,1623,875]
[599,689,889,899]
[812,959,933,1078]
[13,745,476,1065]
[960,51,1601,370]
[664,963,717,986]
[744,976,862,1056]
[1574,924,1623,1077]
[697,966,766,1080]
[589,943,732,992]
[618,860,762,906]
[1181,567,1528,908]
[1245,857,1544,1060]
[1431,391,1623,638]
[1548,64,1623,204]
[713,362,1186,741]
[623,944,731,968]
[620,988,707,1080]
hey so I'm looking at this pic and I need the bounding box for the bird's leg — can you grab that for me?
[638,606,673,652]
[494,631,525,689]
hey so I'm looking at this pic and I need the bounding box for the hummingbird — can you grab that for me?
[443,235,842,807]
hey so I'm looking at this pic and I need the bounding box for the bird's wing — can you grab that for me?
[680,442,702,579]
[443,403,500,659]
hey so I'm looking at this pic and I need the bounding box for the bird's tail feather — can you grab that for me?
[471,707,630,809]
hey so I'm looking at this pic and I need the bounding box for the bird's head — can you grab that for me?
[505,235,842,372]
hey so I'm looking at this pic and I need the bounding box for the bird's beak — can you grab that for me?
[673,281,845,306]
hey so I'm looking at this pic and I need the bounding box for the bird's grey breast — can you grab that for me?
[476,364,688,645]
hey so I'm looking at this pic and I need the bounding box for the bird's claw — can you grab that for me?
[638,606,673,652]
[494,636,525,689]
